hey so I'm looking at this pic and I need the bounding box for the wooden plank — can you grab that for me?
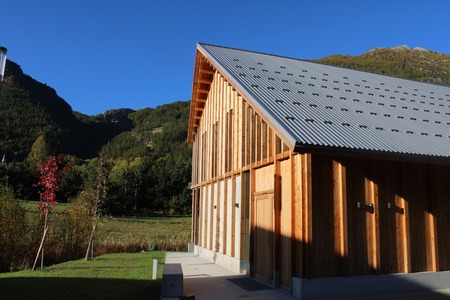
[333,159,347,274]
[249,168,255,276]
[365,177,380,272]
[345,158,369,276]
[219,180,226,254]
[280,158,292,289]
[261,122,268,161]
[274,158,281,288]
[293,154,303,278]
[254,164,275,193]
[255,115,261,162]
[254,193,274,284]
[302,154,312,278]
[230,176,236,257]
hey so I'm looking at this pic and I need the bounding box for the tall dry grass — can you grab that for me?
[0,187,191,272]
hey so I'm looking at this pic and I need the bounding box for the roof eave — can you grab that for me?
[294,142,450,165]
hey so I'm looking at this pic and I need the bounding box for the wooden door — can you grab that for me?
[346,162,379,275]
[254,193,274,284]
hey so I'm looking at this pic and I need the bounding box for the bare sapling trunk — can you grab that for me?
[84,159,107,261]
[32,212,49,271]
[85,223,97,261]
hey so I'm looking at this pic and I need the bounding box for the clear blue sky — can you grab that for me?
[2,0,450,116]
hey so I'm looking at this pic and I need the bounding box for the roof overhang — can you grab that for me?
[187,50,215,143]
[294,142,450,166]
[188,43,297,149]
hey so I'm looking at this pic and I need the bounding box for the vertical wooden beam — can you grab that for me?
[425,210,438,271]
[231,176,236,257]
[365,177,380,272]
[250,108,255,164]
[274,157,281,287]
[191,189,197,244]
[261,122,268,161]
[240,98,246,168]
[290,153,297,280]
[333,160,348,274]
[396,194,410,273]
[222,180,227,254]
[210,184,215,250]
[249,167,256,276]
[293,154,303,278]
[400,162,412,273]
[302,154,313,278]
[255,115,261,163]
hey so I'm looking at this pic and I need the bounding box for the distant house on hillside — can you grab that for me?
[187,43,450,298]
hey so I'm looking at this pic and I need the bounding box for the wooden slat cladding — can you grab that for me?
[189,52,450,287]
[191,71,289,186]
[305,155,450,278]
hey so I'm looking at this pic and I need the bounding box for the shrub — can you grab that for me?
[0,186,29,271]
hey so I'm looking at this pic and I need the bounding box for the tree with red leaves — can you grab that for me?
[32,154,71,270]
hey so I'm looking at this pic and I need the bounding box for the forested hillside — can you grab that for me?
[315,45,450,85]
[0,60,130,161]
[0,59,191,214]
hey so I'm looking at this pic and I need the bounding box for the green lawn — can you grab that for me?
[0,252,165,300]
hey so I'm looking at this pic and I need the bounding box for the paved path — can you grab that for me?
[165,252,450,299]
[165,252,295,300]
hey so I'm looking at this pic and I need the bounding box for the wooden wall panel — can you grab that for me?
[218,181,225,253]
[402,163,435,272]
[206,185,212,249]
[234,175,241,258]
[310,155,339,278]
[280,159,292,288]
[345,159,372,276]
[254,164,274,193]
[226,178,233,256]
[333,160,347,275]
[432,165,450,270]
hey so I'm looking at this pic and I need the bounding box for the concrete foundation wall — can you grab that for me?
[194,245,248,275]
[293,271,450,299]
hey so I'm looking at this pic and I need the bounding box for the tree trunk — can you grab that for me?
[32,223,49,271]
[85,223,97,261]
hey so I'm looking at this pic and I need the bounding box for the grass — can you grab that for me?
[18,200,192,252]
[0,252,165,300]
[20,200,69,213]
[96,216,191,251]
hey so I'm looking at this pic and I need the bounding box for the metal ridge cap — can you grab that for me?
[197,43,298,148]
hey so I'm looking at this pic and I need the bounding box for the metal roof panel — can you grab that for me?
[197,43,450,159]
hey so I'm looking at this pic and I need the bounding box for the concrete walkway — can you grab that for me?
[165,252,295,299]
[165,252,450,299]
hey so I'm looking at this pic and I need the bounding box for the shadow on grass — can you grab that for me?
[0,277,162,300]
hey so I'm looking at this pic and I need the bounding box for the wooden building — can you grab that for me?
[187,44,450,297]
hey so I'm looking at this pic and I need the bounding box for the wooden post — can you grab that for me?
[333,160,348,275]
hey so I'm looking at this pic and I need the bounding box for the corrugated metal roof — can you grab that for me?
[197,43,450,160]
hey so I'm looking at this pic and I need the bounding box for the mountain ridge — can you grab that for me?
[315,45,450,85]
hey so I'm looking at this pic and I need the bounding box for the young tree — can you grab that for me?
[32,154,71,270]
[84,157,108,260]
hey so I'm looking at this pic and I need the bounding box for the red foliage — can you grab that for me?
[35,154,72,216]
